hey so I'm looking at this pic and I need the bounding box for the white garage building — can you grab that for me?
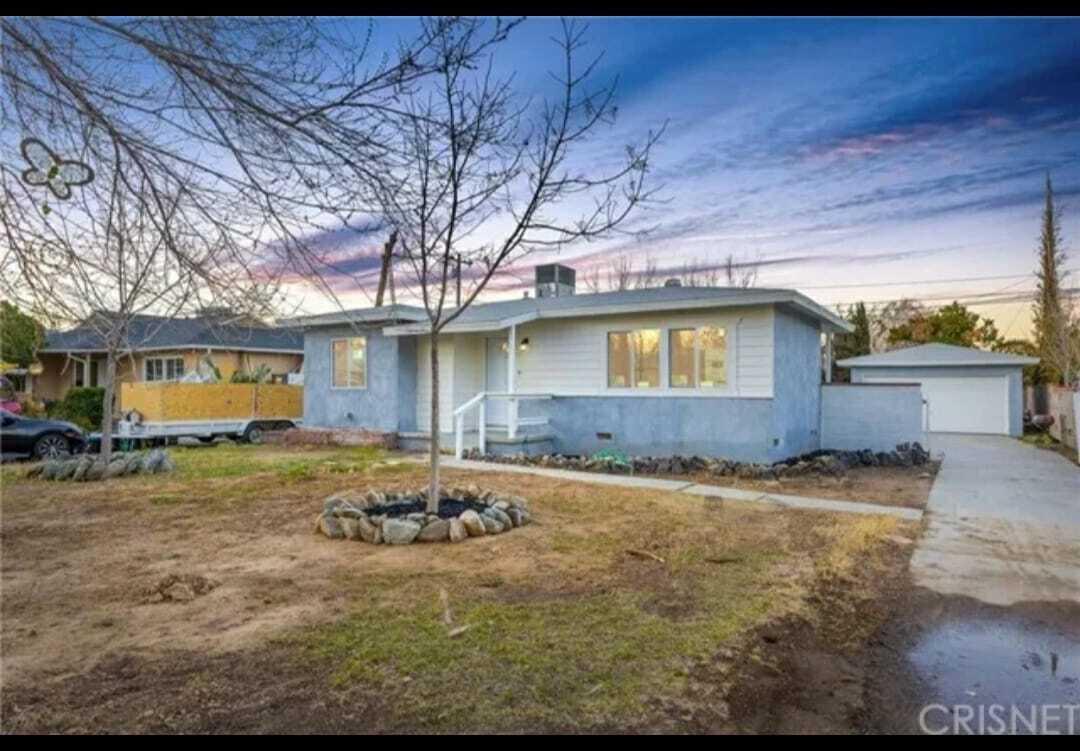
[837,343,1038,437]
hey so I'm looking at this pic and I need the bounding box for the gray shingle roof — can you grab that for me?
[288,286,853,334]
[41,315,304,353]
[837,343,1039,368]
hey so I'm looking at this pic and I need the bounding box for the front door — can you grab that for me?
[485,337,508,426]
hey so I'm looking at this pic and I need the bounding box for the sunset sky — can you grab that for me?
[292,17,1080,339]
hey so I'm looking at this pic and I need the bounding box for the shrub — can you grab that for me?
[47,387,105,431]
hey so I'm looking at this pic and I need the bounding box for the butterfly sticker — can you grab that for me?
[20,137,94,201]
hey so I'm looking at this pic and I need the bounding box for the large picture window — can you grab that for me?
[607,329,660,388]
[332,337,367,388]
[670,326,727,388]
[144,357,184,382]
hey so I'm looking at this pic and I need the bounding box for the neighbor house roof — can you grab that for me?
[837,343,1039,368]
[288,287,853,335]
[41,314,304,354]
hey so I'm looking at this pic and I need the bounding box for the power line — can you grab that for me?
[797,269,1078,291]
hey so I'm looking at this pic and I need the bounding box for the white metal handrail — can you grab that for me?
[453,392,552,458]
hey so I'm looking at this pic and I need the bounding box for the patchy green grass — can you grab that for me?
[305,564,778,731]
[169,443,387,480]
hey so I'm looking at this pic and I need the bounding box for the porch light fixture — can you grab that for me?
[518,337,530,352]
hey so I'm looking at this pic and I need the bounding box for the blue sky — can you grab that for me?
[300,17,1080,338]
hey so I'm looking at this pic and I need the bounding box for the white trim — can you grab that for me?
[329,336,368,390]
[383,291,853,336]
[841,359,1038,368]
[144,355,185,383]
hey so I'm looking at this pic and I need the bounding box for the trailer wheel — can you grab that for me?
[242,423,266,444]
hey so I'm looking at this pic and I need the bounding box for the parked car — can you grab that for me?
[0,409,87,459]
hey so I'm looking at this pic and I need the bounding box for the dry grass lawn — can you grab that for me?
[0,444,918,733]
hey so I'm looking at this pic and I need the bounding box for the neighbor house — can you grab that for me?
[33,314,304,402]
[285,264,938,463]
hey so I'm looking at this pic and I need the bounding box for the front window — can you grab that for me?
[145,357,185,382]
[332,337,367,388]
[73,359,100,388]
[670,326,727,388]
[607,329,660,388]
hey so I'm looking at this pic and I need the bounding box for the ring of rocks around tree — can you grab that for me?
[315,485,531,545]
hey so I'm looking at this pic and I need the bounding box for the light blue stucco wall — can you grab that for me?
[821,384,925,451]
[302,325,416,431]
[770,309,824,460]
[547,396,775,462]
[851,365,1024,436]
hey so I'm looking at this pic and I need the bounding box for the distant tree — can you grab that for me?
[831,301,871,382]
[993,338,1042,386]
[871,298,924,352]
[581,251,758,292]
[0,301,44,367]
[1031,174,1077,386]
[887,301,1001,350]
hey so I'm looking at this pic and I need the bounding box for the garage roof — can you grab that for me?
[837,343,1039,368]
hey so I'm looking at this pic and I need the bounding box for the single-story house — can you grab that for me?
[837,343,1039,436]
[33,313,304,402]
[288,265,885,463]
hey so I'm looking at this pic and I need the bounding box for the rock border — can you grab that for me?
[461,442,932,481]
[24,448,176,482]
[315,484,531,545]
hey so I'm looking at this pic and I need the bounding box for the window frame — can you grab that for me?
[669,325,728,390]
[606,328,661,390]
[605,322,733,395]
[144,356,185,383]
[330,336,368,390]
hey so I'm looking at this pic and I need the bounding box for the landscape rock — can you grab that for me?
[382,518,422,545]
[317,514,346,540]
[460,510,486,537]
[417,519,451,542]
[449,518,468,543]
[481,515,504,534]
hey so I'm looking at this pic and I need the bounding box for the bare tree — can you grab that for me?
[1,17,516,458]
[722,252,758,288]
[375,19,661,510]
[1043,293,1080,388]
[579,251,757,292]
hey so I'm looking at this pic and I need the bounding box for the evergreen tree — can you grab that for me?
[832,302,872,382]
[1032,174,1066,384]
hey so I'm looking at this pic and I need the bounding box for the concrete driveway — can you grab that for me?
[912,433,1080,605]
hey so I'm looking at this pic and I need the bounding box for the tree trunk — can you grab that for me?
[427,332,441,513]
[100,350,117,464]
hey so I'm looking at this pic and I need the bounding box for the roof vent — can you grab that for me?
[664,278,683,288]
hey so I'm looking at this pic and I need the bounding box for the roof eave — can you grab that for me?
[383,291,852,336]
[837,357,1040,367]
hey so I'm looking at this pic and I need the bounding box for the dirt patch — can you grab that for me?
[146,574,219,603]
[1,446,919,732]
[672,461,939,509]
[715,529,918,733]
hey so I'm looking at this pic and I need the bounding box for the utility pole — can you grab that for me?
[453,252,474,307]
[374,230,398,307]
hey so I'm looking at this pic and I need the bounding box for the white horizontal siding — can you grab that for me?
[514,305,774,398]
[415,335,455,433]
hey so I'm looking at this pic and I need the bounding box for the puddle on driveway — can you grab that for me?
[909,615,1079,734]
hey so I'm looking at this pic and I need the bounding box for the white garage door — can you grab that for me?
[865,375,1009,434]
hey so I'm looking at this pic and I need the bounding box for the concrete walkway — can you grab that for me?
[911,433,1080,606]
[437,457,924,521]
